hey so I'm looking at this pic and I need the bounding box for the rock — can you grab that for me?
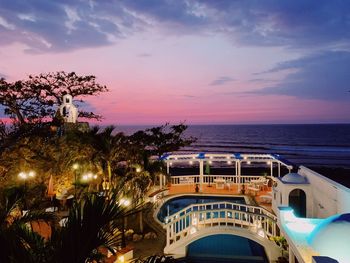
[132,233,143,242]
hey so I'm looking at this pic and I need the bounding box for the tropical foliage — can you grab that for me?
[47,191,137,263]
[0,70,196,262]
[0,189,137,263]
[0,194,56,263]
[0,122,194,200]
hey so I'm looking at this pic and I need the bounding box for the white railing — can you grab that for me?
[170,175,266,185]
[164,201,277,247]
[165,201,276,224]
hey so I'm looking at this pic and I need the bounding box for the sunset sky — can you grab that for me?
[1,0,350,125]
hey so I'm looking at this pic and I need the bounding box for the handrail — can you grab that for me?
[170,175,268,185]
[164,203,278,247]
[164,201,276,224]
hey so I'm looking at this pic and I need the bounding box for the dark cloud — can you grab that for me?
[249,78,278,83]
[0,0,131,52]
[0,0,349,52]
[251,51,350,101]
[121,0,207,27]
[200,0,350,49]
[210,76,235,86]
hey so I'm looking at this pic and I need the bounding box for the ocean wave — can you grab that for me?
[188,143,350,153]
[270,145,350,153]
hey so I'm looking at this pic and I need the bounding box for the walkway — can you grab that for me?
[130,203,166,259]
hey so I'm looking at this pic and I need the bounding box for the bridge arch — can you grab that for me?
[164,226,280,261]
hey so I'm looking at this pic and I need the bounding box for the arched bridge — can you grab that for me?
[163,202,281,260]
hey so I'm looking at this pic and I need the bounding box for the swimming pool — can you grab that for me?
[157,195,246,222]
[186,234,268,263]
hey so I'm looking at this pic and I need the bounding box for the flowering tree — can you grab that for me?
[0,71,108,125]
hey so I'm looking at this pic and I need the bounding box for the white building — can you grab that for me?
[274,166,350,263]
[154,153,350,263]
[59,94,78,123]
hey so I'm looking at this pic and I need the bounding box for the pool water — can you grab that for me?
[157,195,245,222]
[185,234,268,263]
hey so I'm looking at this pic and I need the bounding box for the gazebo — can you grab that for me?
[159,153,293,192]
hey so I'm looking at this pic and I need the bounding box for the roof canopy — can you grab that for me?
[160,152,293,169]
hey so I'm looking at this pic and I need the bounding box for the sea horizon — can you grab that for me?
[107,122,350,127]
[115,124,350,169]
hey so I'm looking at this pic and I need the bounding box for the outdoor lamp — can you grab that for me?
[82,172,97,181]
[18,170,35,209]
[18,170,36,180]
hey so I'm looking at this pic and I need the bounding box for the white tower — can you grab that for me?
[59,94,78,123]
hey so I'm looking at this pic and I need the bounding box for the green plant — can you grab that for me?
[270,236,288,258]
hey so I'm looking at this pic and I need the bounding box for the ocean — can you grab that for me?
[116,124,350,168]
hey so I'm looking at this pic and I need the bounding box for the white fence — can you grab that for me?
[164,201,277,247]
[170,175,266,185]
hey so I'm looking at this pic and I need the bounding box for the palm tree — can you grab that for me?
[47,191,135,263]
[83,126,129,187]
[0,194,56,263]
[122,169,152,233]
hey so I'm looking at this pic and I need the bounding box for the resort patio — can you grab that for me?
[158,153,287,214]
[167,183,273,211]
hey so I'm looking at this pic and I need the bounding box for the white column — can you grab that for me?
[159,174,163,188]
[238,161,241,192]
[270,161,273,177]
[235,161,237,177]
[278,162,281,177]
[289,246,295,263]
[199,160,204,192]
[166,161,170,174]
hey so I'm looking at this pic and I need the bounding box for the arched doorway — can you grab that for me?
[289,189,306,217]
[186,234,268,262]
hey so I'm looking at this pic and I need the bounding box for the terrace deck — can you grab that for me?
[168,184,273,212]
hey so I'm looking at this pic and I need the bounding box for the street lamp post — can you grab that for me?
[18,171,35,210]
[72,164,79,200]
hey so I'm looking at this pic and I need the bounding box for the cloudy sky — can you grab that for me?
[1,0,350,124]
